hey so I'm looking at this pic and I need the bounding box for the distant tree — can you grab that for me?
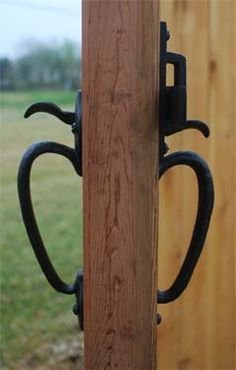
[0,58,16,90]
[5,39,82,90]
[58,40,81,89]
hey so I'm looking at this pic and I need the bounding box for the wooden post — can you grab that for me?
[82,1,160,369]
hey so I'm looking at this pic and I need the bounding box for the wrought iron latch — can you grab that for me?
[157,22,214,307]
[159,21,210,156]
[17,22,214,331]
[18,91,84,330]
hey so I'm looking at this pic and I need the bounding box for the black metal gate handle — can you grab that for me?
[17,23,215,329]
[158,151,214,304]
[17,141,80,295]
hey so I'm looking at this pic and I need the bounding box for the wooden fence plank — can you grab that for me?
[82,1,160,369]
[159,0,236,369]
[207,1,236,368]
[178,2,210,369]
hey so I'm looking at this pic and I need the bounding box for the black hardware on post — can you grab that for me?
[157,22,214,308]
[17,22,214,331]
[17,90,84,329]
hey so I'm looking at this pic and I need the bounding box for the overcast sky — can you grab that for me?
[0,0,82,58]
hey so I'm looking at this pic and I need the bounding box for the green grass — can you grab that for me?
[0,90,83,369]
[0,89,76,109]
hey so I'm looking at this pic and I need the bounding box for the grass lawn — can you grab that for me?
[0,90,83,369]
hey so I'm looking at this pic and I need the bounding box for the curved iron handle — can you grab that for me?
[17,141,80,295]
[23,90,82,176]
[24,102,75,125]
[158,151,214,304]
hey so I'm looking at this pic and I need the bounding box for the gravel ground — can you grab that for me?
[14,334,84,370]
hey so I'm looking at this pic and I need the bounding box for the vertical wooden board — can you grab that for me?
[177,1,210,369]
[159,0,236,369]
[207,1,236,368]
[158,1,210,368]
[233,2,236,366]
[82,1,159,369]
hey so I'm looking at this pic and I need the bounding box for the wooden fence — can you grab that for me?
[158,0,235,369]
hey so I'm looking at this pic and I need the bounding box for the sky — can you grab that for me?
[0,0,82,58]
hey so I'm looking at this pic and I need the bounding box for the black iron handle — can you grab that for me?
[158,151,214,304]
[17,141,80,295]
[17,22,215,330]
[18,91,84,329]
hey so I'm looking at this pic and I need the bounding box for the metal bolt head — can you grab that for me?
[157,314,162,325]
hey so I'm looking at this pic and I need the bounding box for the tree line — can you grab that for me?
[0,40,81,90]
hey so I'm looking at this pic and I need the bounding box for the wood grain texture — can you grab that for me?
[82,1,160,369]
[159,1,236,369]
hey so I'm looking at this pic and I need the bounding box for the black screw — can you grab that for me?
[166,30,170,41]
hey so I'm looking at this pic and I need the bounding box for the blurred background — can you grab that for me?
[0,0,235,370]
[1,1,84,369]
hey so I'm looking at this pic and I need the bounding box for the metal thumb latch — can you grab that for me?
[17,22,214,331]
